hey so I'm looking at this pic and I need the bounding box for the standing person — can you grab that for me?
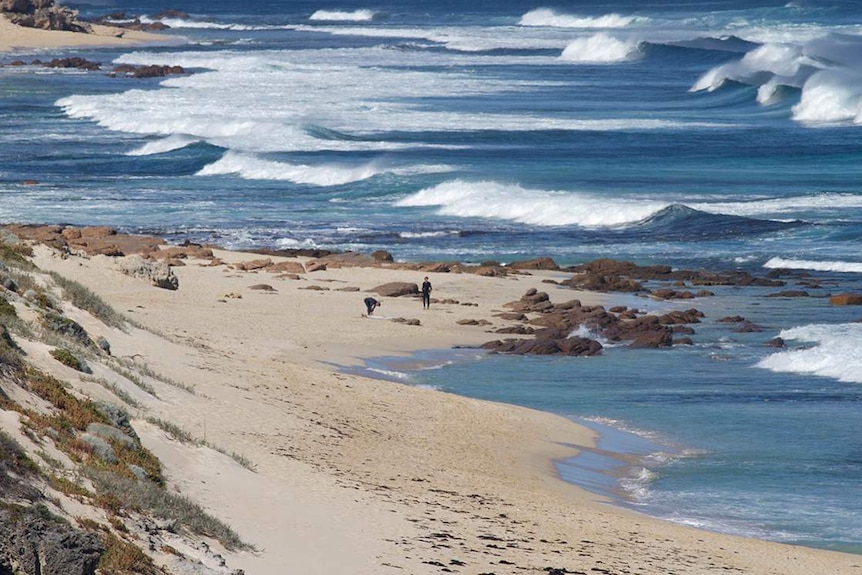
[421,276,432,310]
[364,296,381,316]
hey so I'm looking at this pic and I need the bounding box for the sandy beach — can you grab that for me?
[5,240,856,575]
[0,15,860,575]
[0,17,178,54]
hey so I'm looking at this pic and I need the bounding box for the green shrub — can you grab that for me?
[98,532,163,575]
[42,313,94,348]
[50,348,92,373]
[0,297,16,318]
[0,324,24,374]
[86,467,252,551]
[48,272,125,329]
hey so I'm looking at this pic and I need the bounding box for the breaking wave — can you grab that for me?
[519,9,644,29]
[127,134,201,156]
[197,151,452,186]
[692,33,862,124]
[756,323,862,384]
[309,9,377,22]
[763,257,862,273]
[560,33,642,63]
[395,180,665,227]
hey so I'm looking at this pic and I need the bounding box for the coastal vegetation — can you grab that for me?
[0,232,252,572]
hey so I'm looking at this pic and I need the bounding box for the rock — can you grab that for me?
[3,0,93,32]
[306,261,327,272]
[456,319,492,326]
[118,255,178,290]
[508,256,559,271]
[0,506,103,575]
[267,260,305,274]
[371,250,394,262]
[391,317,420,326]
[766,290,810,298]
[829,293,862,306]
[234,258,272,271]
[718,315,745,323]
[766,337,785,348]
[43,57,100,70]
[248,284,277,292]
[369,282,418,297]
[628,329,673,349]
[734,321,764,333]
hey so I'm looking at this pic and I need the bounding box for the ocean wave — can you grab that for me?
[126,134,201,156]
[519,9,644,29]
[398,231,460,239]
[763,257,862,273]
[692,33,862,126]
[309,9,377,22]
[690,192,862,220]
[560,33,642,64]
[395,180,665,227]
[196,151,449,186]
[139,15,262,31]
[756,323,862,384]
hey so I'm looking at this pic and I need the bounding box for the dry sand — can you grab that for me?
[25,245,862,575]
[0,17,179,53]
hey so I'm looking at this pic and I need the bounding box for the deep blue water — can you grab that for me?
[2,0,862,553]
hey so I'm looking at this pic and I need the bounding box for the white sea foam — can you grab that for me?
[309,9,376,22]
[756,323,862,384]
[692,32,862,127]
[519,9,643,29]
[690,192,862,220]
[139,15,261,31]
[197,151,450,186]
[56,47,719,161]
[396,180,666,227]
[398,231,459,239]
[127,134,200,156]
[763,257,862,273]
[560,33,641,63]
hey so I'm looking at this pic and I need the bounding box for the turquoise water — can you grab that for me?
[2,0,862,552]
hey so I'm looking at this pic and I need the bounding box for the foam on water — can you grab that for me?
[519,9,644,29]
[197,151,453,186]
[763,257,862,273]
[127,134,201,156]
[559,33,642,63]
[309,9,377,22]
[692,31,862,127]
[395,180,666,227]
[756,323,862,384]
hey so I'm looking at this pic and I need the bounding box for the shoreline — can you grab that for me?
[3,230,858,573]
[0,17,182,54]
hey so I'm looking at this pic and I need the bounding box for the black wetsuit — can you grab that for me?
[421,280,432,309]
[364,297,379,315]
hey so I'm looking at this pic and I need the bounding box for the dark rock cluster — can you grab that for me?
[482,288,704,356]
[0,0,90,32]
[88,9,189,31]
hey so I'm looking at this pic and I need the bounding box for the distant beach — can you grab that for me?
[0,17,178,53]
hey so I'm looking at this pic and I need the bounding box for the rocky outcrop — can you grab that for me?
[1,0,92,32]
[118,255,179,290]
[369,282,418,297]
[0,506,103,575]
[561,258,785,295]
[829,293,862,305]
[481,288,703,356]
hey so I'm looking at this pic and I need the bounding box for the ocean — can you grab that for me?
[2,0,862,554]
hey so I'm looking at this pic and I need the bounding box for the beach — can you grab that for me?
[2,5,862,573]
[12,239,860,575]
